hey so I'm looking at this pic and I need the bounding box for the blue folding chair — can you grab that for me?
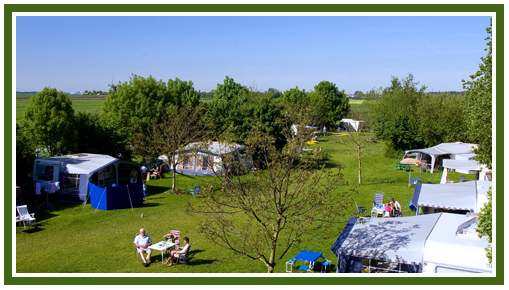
[189,185,201,198]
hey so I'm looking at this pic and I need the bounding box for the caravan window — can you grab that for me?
[34,164,55,181]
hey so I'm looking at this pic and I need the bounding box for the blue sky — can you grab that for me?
[16,15,491,94]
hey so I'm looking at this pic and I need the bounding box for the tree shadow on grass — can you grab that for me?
[141,202,163,208]
[187,250,216,266]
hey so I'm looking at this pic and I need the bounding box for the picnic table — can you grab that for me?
[148,241,176,264]
[287,251,331,273]
[393,163,412,172]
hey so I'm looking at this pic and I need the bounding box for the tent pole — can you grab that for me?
[126,184,134,211]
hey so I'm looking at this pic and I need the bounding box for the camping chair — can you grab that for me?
[16,205,36,229]
[354,200,366,215]
[189,185,201,198]
[168,230,181,246]
[371,192,384,218]
[150,165,163,180]
[175,240,194,267]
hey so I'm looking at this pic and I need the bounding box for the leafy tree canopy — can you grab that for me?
[310,81,350,127]
[20,87,77,156]
[463,18,492,168]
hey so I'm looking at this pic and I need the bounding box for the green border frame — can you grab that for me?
[4,3,503,285]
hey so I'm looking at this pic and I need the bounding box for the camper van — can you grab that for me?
[33,153,141,202]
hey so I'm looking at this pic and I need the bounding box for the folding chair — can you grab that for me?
[16,205,36,229]
[189,185,201,198]
[175,240,194,267]
[371,192,384,218]
[354,200,366,215]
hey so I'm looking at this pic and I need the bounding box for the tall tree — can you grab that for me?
[189,121,352,273]
[463,18,492,168]
[132,105,209,189]
[99,74,171,140]
[20,87,77,156]
[464,19,493,265]
[167,77,201,111]
[74,112,131,158]
[16,123,36,184]
[310,81,350,127]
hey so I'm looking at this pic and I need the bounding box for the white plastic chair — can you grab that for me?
[16,205,36,229]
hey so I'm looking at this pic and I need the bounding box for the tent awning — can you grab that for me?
[335,214,442,265]
[442,159,482,171]
[414,181,477,211]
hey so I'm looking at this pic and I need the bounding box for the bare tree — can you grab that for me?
[334,110,373,185]
[132,105,210,189]
[189,120,353,273]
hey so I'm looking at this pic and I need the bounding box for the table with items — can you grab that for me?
[148,241,176,264]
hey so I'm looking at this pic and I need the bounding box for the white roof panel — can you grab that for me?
[42,154,119,175]
[417,181,477,211]
[337,214,441,264]
[423,213,491,272]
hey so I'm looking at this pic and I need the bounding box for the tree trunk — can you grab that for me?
[358,143,362,184]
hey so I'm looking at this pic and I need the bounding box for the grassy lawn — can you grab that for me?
[15,132,474,273]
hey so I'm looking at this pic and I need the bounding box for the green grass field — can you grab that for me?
[16,99,105,121]
[15,130,473,273]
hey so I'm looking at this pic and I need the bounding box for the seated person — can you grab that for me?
[134,228,152,267]
[311,135,318,141]
[164,237,190,266]
[140,165,148,180]
[384,203,392,218]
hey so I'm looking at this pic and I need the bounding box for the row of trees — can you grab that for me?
[16,75,353,273]
[16,76,350,184]
[364,74,467,156]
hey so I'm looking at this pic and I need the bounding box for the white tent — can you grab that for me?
[422,213,492,273]
[404,142,477,173]
[332,213,491,273]
[411,180,492,214]
[340,118,363,132]
[167,141,250,176]
[441,159,483,184]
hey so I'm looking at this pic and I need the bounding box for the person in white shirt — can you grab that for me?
[134,228,152,266]
[391,198,402,217]
[164,236,190,267]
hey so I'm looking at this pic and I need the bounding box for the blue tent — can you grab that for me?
[89,182,144,211]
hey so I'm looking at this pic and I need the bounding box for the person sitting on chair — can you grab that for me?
[384,203,392,218]
[164,236,190,267]
[134,228,152,267]
[391,198,402,217]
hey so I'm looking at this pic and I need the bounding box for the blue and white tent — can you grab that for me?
[331,213,491,273]
[33,153,143,208]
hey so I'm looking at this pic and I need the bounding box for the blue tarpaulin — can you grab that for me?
[89,182,144,211]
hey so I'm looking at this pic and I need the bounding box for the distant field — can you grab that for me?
[16,94,106,99]
[16,99,104,121]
